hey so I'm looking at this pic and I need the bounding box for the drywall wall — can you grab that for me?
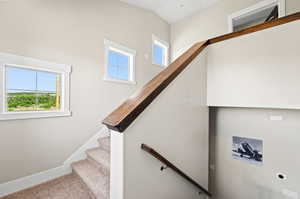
[0,0,169,184]
[286,0,300,14]
[210,107,300,199]
[123,51,209,199]
[171,0,300,60]
[207,19,300,109]
[169,2,300,199]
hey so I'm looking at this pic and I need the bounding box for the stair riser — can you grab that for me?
[71,137,110,199]
[87,156,110,176]
[73,171,98,199]
[71,161,109,199]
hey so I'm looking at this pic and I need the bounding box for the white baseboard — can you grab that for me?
[0,165,71,197]
[0,126,109,197]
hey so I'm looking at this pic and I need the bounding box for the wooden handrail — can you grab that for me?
[141,144,212,197]
[103,41,209,132]
[103,11,300,132]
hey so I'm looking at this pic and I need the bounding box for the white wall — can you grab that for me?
[206,19,300,197]
[171,0,300,60]
[123,51,209,199]
[0,0,169,184]
[210,107,300,199]
[170,1,300,199]
[207,19,300,109]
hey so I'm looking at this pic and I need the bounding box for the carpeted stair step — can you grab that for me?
[72,160,109,199]
[98,137,110,152]
[86,147,110,175]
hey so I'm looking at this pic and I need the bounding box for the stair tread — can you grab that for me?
[98,137,110,151]
[72,160,109,199]
[86,147,110,169]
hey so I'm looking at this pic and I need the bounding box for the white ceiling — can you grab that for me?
[120,0,219,24]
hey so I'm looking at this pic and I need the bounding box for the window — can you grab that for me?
[152,35,169,67]
[104,39,136,84]
[5,66,61,112]
[0,53,71,120]
[228,0,286,32]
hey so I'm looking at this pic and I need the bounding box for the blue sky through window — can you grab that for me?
[6,67,36,91]
[6,66,58,93]
[108,50,129,81]
[153,44,164,66]
[37,71,57,92]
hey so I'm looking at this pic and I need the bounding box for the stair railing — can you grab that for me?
[141,144,212,198]
[102,11,300,199]
[103,11,300,133]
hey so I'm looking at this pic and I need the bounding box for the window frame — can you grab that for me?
[0,52,71,120]
[104,39,136,85]
[152,35,169,67]
[228,0,286,33]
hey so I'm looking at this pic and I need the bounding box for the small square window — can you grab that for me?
[108,50,129,81]
[153,45,164,66]
[152,35,169,67]
[104,39,136,84]
[5,66,61,112]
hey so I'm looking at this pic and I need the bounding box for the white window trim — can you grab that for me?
[152,35,170,68]
[0,52,72,120]
[228,0,286,33]
[104,39,136,85]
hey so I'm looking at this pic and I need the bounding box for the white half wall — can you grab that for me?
[123,50,209,199]
[207,19,300,109]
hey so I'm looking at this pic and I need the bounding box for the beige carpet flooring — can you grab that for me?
[1,136,110,199]
[1,173,92,199]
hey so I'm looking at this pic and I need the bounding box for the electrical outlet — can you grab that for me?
[270,115,283,121]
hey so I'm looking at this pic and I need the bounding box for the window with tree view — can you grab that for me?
[5,66,61,112]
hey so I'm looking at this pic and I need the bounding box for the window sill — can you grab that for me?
[0,111,72,121]
[104,77,136,85]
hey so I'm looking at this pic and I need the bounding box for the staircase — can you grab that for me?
[71,136,110,199]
